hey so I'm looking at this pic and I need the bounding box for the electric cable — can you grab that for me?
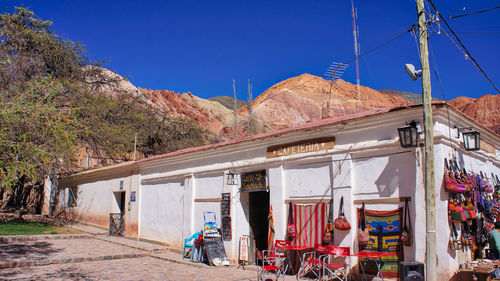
[448,6,500,20]
[251,27,413,107]
[426,0,500,94]
[455,31,500,34]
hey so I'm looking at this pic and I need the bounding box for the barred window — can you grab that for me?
[68,187,78,207]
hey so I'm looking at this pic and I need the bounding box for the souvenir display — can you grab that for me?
[444,158,500,260]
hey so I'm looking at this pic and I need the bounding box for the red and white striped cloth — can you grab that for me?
[292,203,327,246]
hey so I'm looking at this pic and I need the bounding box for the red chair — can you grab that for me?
[297,244,330,280]
[257,240,290,281]
[322,246,351,281]
[263,240,290,265]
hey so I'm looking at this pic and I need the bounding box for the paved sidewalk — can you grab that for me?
[0,223,391,280]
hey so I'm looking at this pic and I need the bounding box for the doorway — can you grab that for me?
[249,191,270,262]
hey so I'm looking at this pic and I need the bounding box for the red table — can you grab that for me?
[280,244,314,275]
[351,251,390,281]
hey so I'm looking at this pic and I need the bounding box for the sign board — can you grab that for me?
[119,180,124,190]
[221,216,231,241]
[220,193,231,240]
[239,235,249,262]
[203,230,228,266]
[240,170,267,192]
[221,193,230,216]
[266,137,335,158]
[130,191,136,202]
[481,139,495,154]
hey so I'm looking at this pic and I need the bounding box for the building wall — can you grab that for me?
[65,173,140,236]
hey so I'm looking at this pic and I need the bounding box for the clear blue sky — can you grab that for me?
[3,0,499,100]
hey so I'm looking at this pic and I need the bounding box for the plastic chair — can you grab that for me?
[183,232,201,259]
[297,244,329,280]
[322,246,351,281]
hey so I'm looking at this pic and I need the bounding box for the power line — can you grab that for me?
[448,6,500,20]
[427,0,500,94]
[455,31,500,34]
[251,28,413,107]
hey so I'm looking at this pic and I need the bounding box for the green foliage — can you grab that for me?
[0,220,81,235]
[0,7,212,189]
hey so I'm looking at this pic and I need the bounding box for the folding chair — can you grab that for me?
[297,244,329,280]
[263,240,290,266]
[322,246,351,281]
[257,247,288,281]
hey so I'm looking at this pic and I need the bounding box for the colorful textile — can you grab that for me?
[292,203,327,246]
[268,206,275,250]
[357,208,402,278]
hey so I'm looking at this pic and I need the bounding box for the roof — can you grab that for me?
[64,102,498,180]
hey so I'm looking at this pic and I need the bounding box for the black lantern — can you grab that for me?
[462,130,480,151]
[398,121,419,148]
[226,169,238,185]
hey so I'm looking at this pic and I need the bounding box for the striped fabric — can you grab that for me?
[268,206,275,250]
[292,203,327,246]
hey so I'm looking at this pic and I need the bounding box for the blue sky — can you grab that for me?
[2,0,499,100]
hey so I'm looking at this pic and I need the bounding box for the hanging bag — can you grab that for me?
[400,199,412,246]
[358,203,370,245]
[334,196,351,231]
[444,158,466,193]
[323,200,334,244]
[286,203,296,240]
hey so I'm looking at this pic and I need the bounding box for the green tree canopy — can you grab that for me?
[0,7,213,189]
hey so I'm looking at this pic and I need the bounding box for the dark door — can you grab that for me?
[249,191,270,261]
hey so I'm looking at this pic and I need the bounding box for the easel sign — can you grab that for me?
[239,235,249,264]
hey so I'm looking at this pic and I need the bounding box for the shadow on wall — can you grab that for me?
[375,153,418,261]
[375,154,416,197]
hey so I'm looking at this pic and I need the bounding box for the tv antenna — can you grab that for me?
[323,62,349,115]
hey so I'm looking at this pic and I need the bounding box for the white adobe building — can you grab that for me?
[51,103,500,280]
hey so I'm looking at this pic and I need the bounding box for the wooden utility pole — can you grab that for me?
[416,1,436,280]
[233,79,237,139]
[351,0,361,101]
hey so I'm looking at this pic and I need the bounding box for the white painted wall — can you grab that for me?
[139,179,186,248]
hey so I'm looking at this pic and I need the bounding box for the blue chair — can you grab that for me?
[183,232,201,259]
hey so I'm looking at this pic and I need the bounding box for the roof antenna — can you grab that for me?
[351,0,361,101]
[323,62,349,117]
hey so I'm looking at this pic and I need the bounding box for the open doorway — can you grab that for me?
[249,191,270,263]
[110,191,126,236]
[113,191,126,214]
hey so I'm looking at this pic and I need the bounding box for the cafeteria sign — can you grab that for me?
[241,170,267,192]
[266,137,335,158]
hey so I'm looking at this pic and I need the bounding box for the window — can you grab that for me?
[68,187,78,207]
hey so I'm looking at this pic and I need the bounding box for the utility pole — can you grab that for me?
[233,79,237,139]
[416,1,436,280]
[133,132,138,161]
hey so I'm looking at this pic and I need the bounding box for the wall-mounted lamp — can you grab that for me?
[226,169,238,185]
[460,128,480,151]
[398,121,420,148]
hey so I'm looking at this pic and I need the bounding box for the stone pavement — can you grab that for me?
[0,223,388,280]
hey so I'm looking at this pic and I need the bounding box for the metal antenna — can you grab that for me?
[233,79,237,139]
[323,62,349,115]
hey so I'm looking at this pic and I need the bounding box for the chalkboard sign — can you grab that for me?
[203,235,228,266]
[221,216,231,240]
[241,170,267,192]
[221,193,230,216]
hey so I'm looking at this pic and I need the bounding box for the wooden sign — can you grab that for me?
[239,235,250,263]
[240,170,267,192]
[266,137,335,158]
[481,139,495,154]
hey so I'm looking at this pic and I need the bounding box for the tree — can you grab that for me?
[0,7,213,192]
